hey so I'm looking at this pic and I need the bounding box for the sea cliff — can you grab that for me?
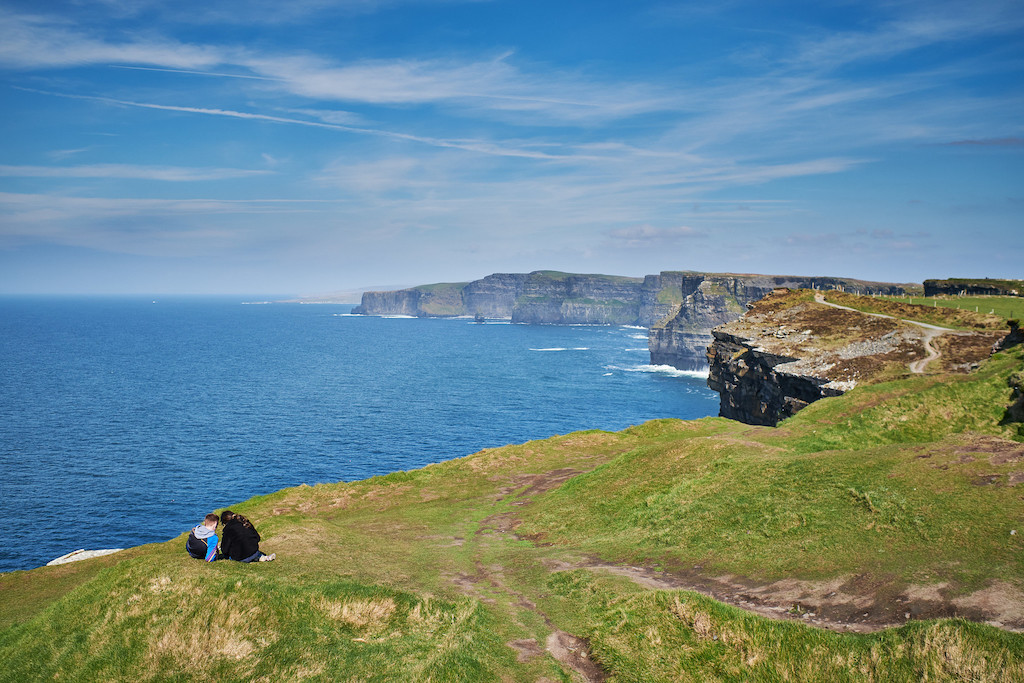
[353,270,909,355]
[649,274,909,371]
[706,289,1009,426]
[353,270,681,326]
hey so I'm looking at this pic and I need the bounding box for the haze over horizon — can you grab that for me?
[1,0,1021,296]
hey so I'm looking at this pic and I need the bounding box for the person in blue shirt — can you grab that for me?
[186,513,220,562]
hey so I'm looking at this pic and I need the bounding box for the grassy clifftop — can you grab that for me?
[2,345,1024,680]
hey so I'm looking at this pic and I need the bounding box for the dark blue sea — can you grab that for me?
[0,298,718,573]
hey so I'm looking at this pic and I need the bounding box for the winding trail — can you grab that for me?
[814,292,953,374]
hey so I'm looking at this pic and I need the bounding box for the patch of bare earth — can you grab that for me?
[955,434,1024,464]
[546,631,606,682]
[548,559,1024,634]
[933,331,1007,372]
[507,638,544,662]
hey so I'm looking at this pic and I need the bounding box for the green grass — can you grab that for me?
[878,294,1023,322]
[412,282,469,294]
[0,556,509,682]
[529,270,643,285]
[2,349,1024,680]
[656,286,685,306]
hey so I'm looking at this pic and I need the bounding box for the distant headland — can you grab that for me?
[350,270,914,370]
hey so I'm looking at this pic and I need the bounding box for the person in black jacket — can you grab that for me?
[220,510,275,563]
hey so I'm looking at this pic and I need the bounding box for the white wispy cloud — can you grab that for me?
[0,10,226,70]
[607,224,707,246]
[3,2,1017,140]
[0,10,669,123]
[2,1,1020,286]
[787,1,1024,72]
[21,88,568,159]
[0,164,272,181]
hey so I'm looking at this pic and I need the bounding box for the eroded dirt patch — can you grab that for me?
[954,434,1024,464]
[953,582,1024,628]
[496,468,584,499]
[546,630,606,683]
[507,638,544,662]
[548,559,1024,634]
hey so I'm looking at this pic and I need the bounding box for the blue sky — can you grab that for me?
[0,0,1021,296]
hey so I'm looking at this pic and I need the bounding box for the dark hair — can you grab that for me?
[220,510,253,529]
[204,513,220,525]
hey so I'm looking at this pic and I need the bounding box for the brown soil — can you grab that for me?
[507,638,544,662]
[934,331,1007,372]
[547,559,1024,634]
[546,631,606,682]
[954,434,1024,464]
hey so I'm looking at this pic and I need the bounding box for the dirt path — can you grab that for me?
[451,469,609,682]
[814,292,953,373]
[909,327,943,373]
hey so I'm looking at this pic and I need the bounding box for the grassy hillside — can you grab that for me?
[2,346,1023,681]
[875,293,1023,323]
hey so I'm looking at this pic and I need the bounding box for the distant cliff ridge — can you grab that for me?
[353,270,912,369]
[924,278,1023,297]
[353,271,682,326]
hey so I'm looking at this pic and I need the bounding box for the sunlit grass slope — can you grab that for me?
[1,346,1023,681]
[520,349,1024,587]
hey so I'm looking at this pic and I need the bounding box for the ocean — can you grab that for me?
[0,297,719,572]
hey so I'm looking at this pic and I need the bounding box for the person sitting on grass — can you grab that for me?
[220,510,275,563]
[186,513,220,562]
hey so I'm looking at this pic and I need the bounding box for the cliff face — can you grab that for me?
[354,282,468,317]
[352,271,911,364]
[650,274,909,370]
[924,278,1023,297]
[353,271,678,325]
[705,289,931,426]
[706,329,846,426]
[461,273,529,318]
[705,289,1007,426]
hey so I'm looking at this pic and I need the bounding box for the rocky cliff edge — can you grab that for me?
[649,274,911,371]
[706,289,1009,426]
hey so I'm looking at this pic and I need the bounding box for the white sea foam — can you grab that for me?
[530,347,590,352]
[380,314,417,319]
[604,364,709,379]
[621,325,647,330]
[629,334,648,340]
